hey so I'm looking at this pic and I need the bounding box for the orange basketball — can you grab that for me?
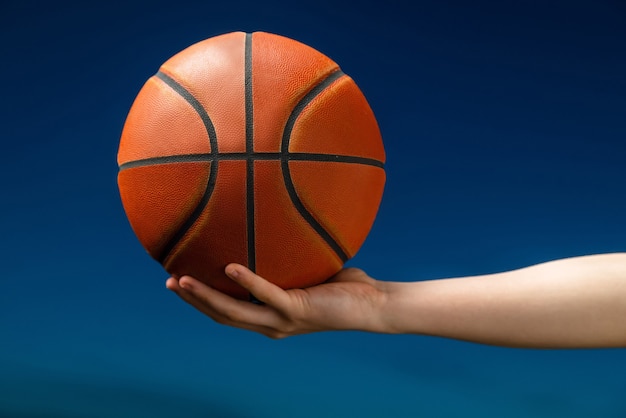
[117,32,385,300]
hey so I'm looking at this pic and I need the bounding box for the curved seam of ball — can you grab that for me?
[153,71,220,264]
[281,70,350,263]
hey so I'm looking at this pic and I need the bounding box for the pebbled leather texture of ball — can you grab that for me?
[118,31,385,299]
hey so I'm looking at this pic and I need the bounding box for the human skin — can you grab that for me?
[166,253,626,348]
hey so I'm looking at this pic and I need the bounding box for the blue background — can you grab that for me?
[2,0,626,416]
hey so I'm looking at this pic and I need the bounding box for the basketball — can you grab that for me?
[117,32,385,300]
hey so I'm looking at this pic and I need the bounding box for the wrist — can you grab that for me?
[376,281,428,334]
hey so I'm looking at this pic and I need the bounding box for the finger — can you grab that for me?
[177,276,284,328]
[224,264,291,309]
[167,277,281,336]
[168,276,232,321]
[166,276,181,291]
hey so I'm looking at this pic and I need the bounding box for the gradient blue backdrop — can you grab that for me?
[2,1,625,417]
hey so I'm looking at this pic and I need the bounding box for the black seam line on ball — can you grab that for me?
[155,71,218,154]
[286,153,384,168]
[245,32,256,274]
[154,71,219,264]
[281,70,349,263]
[118,152,384,170]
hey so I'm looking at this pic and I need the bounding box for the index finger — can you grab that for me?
[224,264,292,310]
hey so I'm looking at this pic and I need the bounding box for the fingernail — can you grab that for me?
[227,267,239,278]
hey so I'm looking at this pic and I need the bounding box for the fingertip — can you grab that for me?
[179,276,196,291]
[225,263,247,279]
[165,277,179,291]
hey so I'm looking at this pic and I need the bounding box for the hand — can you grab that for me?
[166,264,389,338]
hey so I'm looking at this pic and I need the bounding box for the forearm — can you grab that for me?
[381,253,626,348]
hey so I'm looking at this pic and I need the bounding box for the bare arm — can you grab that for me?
[166,253,626,348]
[383,253,626,348]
